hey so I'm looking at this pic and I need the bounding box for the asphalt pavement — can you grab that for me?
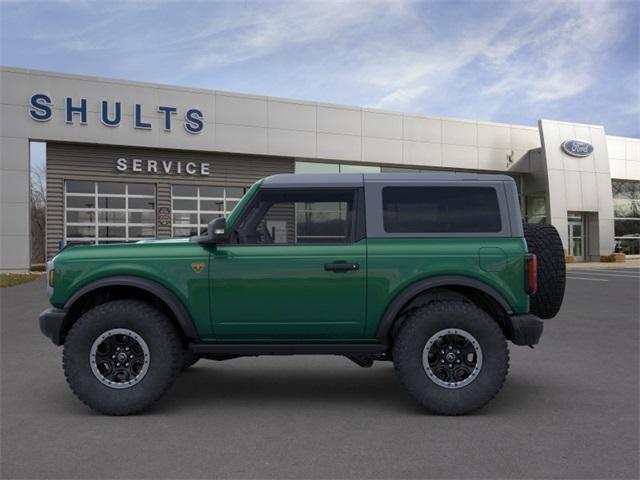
[1,273,638,479]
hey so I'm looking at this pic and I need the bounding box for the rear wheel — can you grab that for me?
[63,300,183,415]
[524,223,566,319]
[393,301,509,415]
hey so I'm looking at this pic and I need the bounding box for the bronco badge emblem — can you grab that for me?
[191,262,205,273]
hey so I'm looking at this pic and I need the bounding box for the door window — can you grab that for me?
[235,189,358,245]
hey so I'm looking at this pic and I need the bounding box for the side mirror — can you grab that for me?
[207,216,228,244]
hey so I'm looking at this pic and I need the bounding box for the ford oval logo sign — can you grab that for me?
[561,139,594,157]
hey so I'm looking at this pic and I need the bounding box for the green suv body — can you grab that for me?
[40,173,565,415]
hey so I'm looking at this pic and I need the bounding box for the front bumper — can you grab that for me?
[39,307,68,346]
[506,313,543,346]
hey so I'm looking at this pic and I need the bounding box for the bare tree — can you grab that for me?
[30,163,46,266]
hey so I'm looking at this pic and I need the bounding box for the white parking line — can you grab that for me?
[574,269,640,275]
[567,276,608,282]
[568,271,640,279]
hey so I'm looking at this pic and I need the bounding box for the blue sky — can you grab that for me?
[2,0,639,137]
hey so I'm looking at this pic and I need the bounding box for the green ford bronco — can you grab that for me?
[40,173,565,415]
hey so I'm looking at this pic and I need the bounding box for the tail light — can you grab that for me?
[525,254,537,295]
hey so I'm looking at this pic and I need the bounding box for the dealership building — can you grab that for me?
[1,66,639,271]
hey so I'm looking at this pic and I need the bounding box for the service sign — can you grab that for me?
[561,139,594,157]
[116,157,210,176]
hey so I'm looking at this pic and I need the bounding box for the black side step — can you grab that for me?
[189,343,388,356]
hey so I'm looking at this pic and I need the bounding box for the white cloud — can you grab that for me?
[371,85,431,110]
[2,0,634,133]
[361,36,496,109]
[189,1,405,70]
[480,0,623,103]
[347,0,624,111]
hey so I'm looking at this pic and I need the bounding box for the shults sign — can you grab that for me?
[28,94,205,133]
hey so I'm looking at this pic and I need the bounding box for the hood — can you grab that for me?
[54,237,193,262]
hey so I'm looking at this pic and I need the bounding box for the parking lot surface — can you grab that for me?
[1,272,638,479]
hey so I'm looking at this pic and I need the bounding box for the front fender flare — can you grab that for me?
[64,275,200,341]
[375,275,513,341]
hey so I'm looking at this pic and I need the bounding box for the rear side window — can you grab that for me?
[382,186,502,233]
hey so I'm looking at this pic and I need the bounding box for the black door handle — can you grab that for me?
[324,262,359,272]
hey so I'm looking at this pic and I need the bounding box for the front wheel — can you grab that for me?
[393,301,509,415]
[63,300,183,415]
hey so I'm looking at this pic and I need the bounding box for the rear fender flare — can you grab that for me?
[375,275,513,341]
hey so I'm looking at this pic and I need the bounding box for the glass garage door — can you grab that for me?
[171,185,245,237]
[65,180,156,245]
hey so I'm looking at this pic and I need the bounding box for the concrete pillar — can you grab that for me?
[0,135,30,271]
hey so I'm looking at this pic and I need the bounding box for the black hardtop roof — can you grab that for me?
[261,172,515,188]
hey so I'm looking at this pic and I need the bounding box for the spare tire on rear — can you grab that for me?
[523,223,566,319]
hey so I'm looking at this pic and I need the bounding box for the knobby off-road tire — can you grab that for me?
[181,350,200,371]
[524,223,566,319]
[393,301,509,415]
[63,300,183,415]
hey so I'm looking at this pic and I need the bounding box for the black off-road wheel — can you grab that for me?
[63,300,183,415]
[524,223,566,319]
[393,301,509,415]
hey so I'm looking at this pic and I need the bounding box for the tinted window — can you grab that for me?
[98,182,125,194]
[225,187,246,199]
[128,198,155,210]
[67,196,95,208]
[127,183,155,196]
[67,211,95,223]
[172,185,198,197]
[98,197,125,209]
[199,186,225,198]
[236,189,356,245]
[66,181,94,194]
[382,186,502,233]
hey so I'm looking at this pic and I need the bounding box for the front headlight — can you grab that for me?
[46,260,54,297]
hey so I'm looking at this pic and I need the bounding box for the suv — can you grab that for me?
[40,173,565,415]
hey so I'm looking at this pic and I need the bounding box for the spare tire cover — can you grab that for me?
[523,223,566,319]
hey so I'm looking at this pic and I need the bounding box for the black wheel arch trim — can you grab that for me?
[375,275,513,341]
[63,275,200,341]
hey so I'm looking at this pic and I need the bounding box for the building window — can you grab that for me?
[171,185,246,237]
[296,161,381,174]
[65,181,156,245]
[525,194,547,224]
[612,179,640,255]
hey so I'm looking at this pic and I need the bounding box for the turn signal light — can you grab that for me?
[48,269,55,288]
[525,254,537,295]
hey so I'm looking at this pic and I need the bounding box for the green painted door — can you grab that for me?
[210,242,366,340]
[209,187,367,341]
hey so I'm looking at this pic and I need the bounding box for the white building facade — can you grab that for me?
[1,66,639,270]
